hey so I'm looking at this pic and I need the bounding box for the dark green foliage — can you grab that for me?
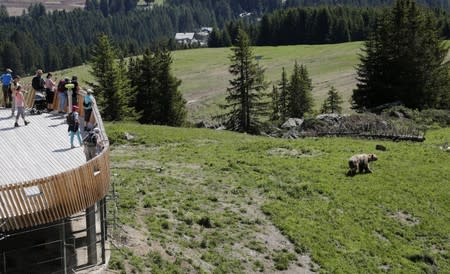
[130,49,186,126]
[256,6,380,45]
[208,28,223,48]
[1,42,23,74]
[2,0,450,75]
[284,0,450,9]
[270,85,280,121]
[352,0,450,110]
[89,35,136,121]
[270,67,289,122]
[221,29,268,134]
[321,86,343,114]
[286,62,313,118]
[0,5,8,18]
[271,63,313,121]
[278,67,289,121]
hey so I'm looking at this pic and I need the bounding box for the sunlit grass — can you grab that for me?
[106,122,450,273]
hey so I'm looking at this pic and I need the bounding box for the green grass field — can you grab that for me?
[172,42,362,121]
[106,123,450,273]
[34,42,362,122]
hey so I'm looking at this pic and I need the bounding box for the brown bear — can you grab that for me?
[347,154,378,176]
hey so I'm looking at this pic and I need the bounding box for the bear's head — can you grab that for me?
[369,154,378,161]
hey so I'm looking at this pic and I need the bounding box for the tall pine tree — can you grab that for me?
[286,62,313,118]
[90,35,134,121]
[278,67,289,121]
[321,86,343,114]
[156,50,186,126]
[270,85,280,121]
[222,29,268,133]
[131,49,186,126]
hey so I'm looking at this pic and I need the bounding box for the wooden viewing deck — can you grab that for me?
[0,98,110,232]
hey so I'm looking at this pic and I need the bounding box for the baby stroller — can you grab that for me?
[27,90,47,115]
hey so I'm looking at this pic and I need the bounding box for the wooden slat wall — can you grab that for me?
[23,84,35,109]
[0,98,110,232]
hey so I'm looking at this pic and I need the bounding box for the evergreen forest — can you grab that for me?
[2,0,450,75]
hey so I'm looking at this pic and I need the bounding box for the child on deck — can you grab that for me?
[14,85,30,127]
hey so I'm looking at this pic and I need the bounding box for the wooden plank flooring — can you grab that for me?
[0,108,86,186]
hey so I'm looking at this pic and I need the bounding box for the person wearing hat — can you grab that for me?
[65,78,76,112]
[1,68,13,108]
[67,105,82,149]
[83,127,102,161]
[83,88,95,131]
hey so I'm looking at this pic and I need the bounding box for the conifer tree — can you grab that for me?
[270,85,280,121]
[90,35,134,121]
[222,29,268,133]
[286,62,313,118]
[321,86,343,114]
[1,42,23,75]
[222,29,232,47]
[100,0,109,16]
[132,49,186,126]
[130,50,159,124]
[156,50,186,126]
[208,28,223,48]
[352,0,450,110]
[278,67,289,121]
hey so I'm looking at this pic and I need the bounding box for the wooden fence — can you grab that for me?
[0,91,110,232]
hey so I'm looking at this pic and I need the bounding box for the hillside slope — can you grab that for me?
[45,42,362,121]
[106,123,450,273]
[173,42,362,121]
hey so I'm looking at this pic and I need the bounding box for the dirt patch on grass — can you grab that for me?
[121,225,151,257]
[109,143,317,273]
[268,148,320,158]
[242,191,317,273]
[389,211,420,226]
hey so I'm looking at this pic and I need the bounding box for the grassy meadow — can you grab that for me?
[33,42,362,122]
[106,123,450,273]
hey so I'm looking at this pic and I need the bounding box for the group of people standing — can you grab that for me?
[31,69,81,114]
[1,67,103,161]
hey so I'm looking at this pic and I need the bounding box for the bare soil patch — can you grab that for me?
[389,211,420,226]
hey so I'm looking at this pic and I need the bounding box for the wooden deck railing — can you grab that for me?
[0,91,110,232]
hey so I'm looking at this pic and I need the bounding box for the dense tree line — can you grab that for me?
[210,5,450,46]
[0,2,225,76]
[257,6,380,45]
[352,0,450,110]
[168,0,450,13]
[90,35,186,125]
[85,0,139,15]
[1,0,450,77]
[284,0,450,10]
